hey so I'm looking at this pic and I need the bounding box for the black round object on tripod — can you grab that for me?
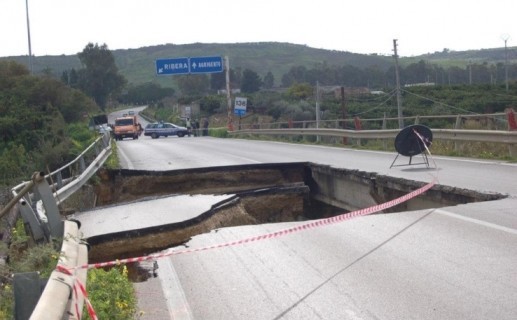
[394,125,433,157]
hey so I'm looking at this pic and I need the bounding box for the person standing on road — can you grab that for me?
[202,118,209,136]
[186,118,192,137]
[194,119,200,136]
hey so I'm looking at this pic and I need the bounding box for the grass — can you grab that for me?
[229,132,516,162]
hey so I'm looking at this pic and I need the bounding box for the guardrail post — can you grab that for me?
[354,117,362,146]
[455,115,462,129]
[79,156,86,174]
[454,115,462,152]
[382,114,388,149]
[509,145,516,157]
[18,201,48,242]
[94,141,101,156]
[103,131,111,147]
[32,175,63,239]
[56,171,63,190]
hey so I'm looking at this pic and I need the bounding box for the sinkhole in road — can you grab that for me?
[83,161,506,275]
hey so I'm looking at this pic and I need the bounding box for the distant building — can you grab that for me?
[175,103,200,118]
[217,88,241,95]
[331,86,370,99]
[404,82,435,87]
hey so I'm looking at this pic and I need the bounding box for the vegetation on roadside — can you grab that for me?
[83,266,137,320]
[0,60,100,186]
[0,220,60,318]
[0,47,134,319]
[0,219,137,319]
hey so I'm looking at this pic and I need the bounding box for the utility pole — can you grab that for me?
[393,39,403,128]
[225,56,233,130]
[469,60,472,85]
[503,36,510,92]
[341,86,348,144]
[25,0,34,74]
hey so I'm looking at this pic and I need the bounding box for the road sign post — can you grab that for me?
[234,97,247,116]
[234,97,247,130]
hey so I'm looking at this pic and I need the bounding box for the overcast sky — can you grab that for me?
[0,0,515,58]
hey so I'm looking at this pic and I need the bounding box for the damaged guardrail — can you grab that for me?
[11,131,112,207]
[1,132,111,235]
[26,220,88,320]
[1,132,111,319]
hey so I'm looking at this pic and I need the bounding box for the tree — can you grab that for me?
[210,72,226,91]
[282,66,308,86]
[0,60,101,181]
[60,68,79,88]
[77,43,126,110]
[200,95,223,114]
[263,72,275,89]
[286,83,313,100]
[120,82,174,104]
[241,69,262,93]
[177,74,209,96]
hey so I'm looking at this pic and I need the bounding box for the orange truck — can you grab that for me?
[113,115,142,141]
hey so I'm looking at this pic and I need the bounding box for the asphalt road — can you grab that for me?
[114,123,517,319]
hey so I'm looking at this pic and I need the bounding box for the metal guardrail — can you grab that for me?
[229,128,517,157]
[10,132,112,206]
[241,112,510,131]
[231,127,517,143]
[1,132,112,320]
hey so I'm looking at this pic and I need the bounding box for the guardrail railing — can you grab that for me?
[237,111,513,131]
[229,125,517,157]
[1,132,112,320]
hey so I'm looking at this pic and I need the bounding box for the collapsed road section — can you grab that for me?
[70,162,505,262]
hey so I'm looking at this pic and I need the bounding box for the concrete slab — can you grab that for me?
[71,194,235,238]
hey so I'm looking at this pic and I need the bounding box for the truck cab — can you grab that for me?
[113,115,142,141]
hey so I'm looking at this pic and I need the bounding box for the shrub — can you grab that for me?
[83,266,136,320]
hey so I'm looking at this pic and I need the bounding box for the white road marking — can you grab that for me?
[116,144,134,169]
[159,257,193,320]
[434,209,517,235]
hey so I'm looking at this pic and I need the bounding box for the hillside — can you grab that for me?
[2,42,515,88]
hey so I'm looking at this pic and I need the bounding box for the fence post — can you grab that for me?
[382,113,387,150]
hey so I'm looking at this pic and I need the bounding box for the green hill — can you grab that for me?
[2,42,514,88]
